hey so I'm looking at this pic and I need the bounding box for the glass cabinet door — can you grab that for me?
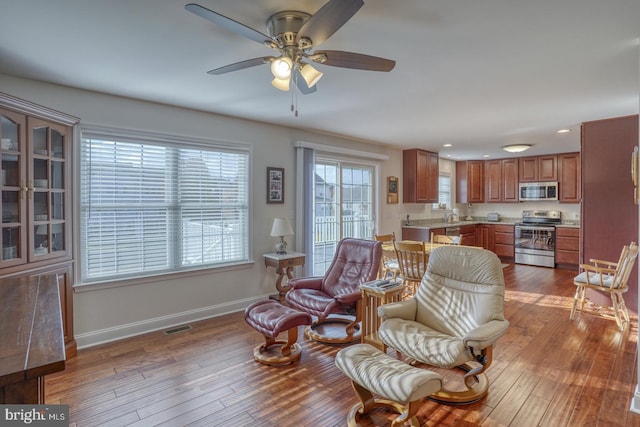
[0,108,27,266]
[29,118,69,260]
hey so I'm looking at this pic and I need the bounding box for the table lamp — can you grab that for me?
[270,217,294,254]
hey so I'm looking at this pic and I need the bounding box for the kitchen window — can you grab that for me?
[79,127,250,284]
[433,173,452,209]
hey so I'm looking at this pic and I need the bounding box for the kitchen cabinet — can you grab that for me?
[459,224,477,246]
[403,149,439,203]
[485,159,518,203]
[493,224,514,259]
[581,114,638,311]
[456,160,484,203]
[556,227,579,269]
[519,155,557,182]
[402,227,429,242]
[558,152,581,203]
[478,224,494,251]
[0,94,78,357]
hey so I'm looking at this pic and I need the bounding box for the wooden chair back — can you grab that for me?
[374,233,396,243]
[394,240,428,296]
[592,242,638,290]
[375,232,400,280]
[431,233,458,245]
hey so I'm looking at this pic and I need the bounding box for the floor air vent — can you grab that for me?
[163,325,192,335]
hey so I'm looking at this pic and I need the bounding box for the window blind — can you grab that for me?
[80,130,249,283]
[433,173,451,208]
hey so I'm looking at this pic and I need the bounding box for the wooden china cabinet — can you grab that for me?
[0,93,78,357]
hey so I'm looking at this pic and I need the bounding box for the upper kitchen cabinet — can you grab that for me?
[558,152,581,203]
[403,149,439,203]
[519,155,557,182]
[456,160,484,203]
[485,158,518,203]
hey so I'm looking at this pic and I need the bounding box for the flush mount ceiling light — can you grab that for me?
[503,144,532,153]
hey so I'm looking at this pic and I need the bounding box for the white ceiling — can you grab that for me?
[1,0,638,159]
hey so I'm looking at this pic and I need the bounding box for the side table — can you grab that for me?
[263,252,306,301]
[360,280,405,351]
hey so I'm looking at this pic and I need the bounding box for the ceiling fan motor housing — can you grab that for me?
[266,11,311,47]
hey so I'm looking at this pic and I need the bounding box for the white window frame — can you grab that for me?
[76,125,252,288]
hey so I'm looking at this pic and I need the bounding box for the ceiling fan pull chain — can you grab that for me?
[291,72,299,117]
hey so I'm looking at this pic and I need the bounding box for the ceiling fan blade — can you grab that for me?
[185,3,275,45]
[207,57,273,75]
[296,0,364,47]
[314,50,396,72]
[294,70,317,95]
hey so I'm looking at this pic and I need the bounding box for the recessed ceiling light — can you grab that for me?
[446,154,452,157]
[557,129,571,134]
[443,143,452,147]
[483,154,490,158]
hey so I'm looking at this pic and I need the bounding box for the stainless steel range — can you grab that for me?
[514,210,561,267]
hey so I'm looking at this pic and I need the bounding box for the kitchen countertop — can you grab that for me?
[402,218,518,229]
[403,218,580,229]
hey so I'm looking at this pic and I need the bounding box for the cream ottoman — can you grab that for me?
[335,343,443,427]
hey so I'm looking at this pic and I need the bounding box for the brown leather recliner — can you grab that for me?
[286,238,382,344]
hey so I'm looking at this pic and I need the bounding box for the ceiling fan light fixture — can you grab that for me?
[272,76,291,91]
[271,56,293,80]
[503,144,532,153]
[299,63,323,87]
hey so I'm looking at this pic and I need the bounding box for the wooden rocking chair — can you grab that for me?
[570,242,638,330]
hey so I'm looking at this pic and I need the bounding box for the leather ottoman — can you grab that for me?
[244,300,312,365]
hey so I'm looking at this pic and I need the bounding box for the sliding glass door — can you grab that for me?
[312,159,375,274]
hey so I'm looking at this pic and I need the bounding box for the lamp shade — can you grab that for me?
[271,76,291,91]
[299,63,323,88]
[270,217,294,237]
[503,144,531,153]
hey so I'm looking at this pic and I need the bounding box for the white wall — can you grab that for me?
[0,74,403,347]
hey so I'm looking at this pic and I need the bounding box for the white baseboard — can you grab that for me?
[75,294,268,349]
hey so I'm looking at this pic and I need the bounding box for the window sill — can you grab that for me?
[73,260,256,293]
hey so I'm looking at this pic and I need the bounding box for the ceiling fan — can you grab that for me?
[185,0,396,94]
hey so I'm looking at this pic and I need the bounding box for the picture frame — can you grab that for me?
[387,176,398,204]
[267,167,285,204]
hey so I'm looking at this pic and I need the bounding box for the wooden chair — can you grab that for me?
[570,242,638,330]
[393,241,428,297]
[375,233,401,281]
[431,233,459,245]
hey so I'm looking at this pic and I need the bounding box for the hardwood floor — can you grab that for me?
[47,264,640,426]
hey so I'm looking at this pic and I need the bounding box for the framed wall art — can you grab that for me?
[267,167,285,204]
[387,176,398,204]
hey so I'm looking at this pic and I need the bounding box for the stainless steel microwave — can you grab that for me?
[519,182,558,201]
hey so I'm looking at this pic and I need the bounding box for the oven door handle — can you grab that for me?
[515,225,556,232]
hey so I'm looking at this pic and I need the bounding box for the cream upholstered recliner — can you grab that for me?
[378,245,509,404]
